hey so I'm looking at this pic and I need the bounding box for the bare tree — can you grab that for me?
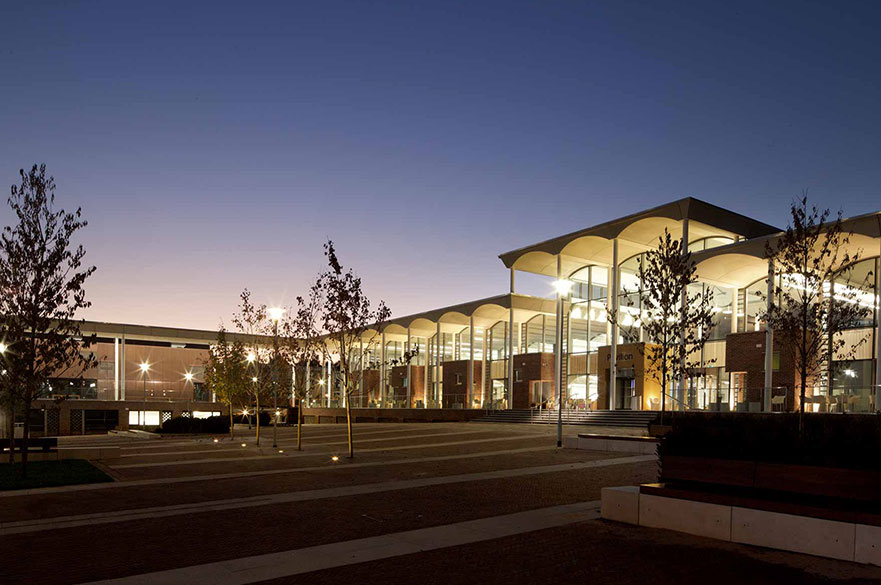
[281,287,323,451]
[761,197,872,434]
[305,240,416,458]
[203,327,248,440]
[614,229,715,422]
[0,164,96,476]
[231,289,273,445]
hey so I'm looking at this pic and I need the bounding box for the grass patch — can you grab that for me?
[0,459,113,491]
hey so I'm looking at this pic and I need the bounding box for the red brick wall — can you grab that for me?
[441,360,482,408]
[725,331,796,408]
[389,365,426,407]
[511,352,554,409]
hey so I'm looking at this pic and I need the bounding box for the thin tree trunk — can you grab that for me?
[255,393,260,445]
[229,407,234,440]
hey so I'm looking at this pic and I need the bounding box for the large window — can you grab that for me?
[44,378,98,399]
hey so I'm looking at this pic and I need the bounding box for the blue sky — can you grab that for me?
[1,1,879,329]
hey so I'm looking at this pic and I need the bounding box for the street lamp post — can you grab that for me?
[268,307,284,449]
[552,278,573,448]
[184,372,194,415]
[139,362,150,429]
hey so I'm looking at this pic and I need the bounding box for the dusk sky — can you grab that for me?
[2,1,880,330]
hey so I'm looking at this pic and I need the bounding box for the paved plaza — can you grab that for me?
[2,422,880,584]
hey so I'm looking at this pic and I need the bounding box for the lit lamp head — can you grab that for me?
[252,376,258,383]
[268,307,285,322]
[139,362,150,374]
[246,352,256,363]
[552,279,574,296]
[184,372,194,383]
[0,342,7,354]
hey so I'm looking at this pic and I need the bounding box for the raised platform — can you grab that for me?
[565,433,658,454]
[301,407,488,424]
[475,409,660,428]
[601,484,881,566]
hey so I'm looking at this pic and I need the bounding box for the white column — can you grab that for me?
[114,338,120,401]
[380,331,387,408]
[678,219,689,410]
[609,239,619,410]
[468,316,474,409]
[406,328,412,408]
[875,253,881,411]
[507,268,515,409]
[481,326,488,407]
[306,360,311,407]
[359,337,365,407]
[435,321,441,408]
[119,334,126,400]
[423,334,429,409]
[764,260,775,412]
[291,364,296,405]
[326,359,332,408]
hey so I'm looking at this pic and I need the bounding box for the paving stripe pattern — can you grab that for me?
[110,435,535,469]
[0,456,651,535]
[80,500,602,585]
[0,445,558,498]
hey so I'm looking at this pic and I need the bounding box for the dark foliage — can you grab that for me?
[660,412,881,471]
[157,415,231,434]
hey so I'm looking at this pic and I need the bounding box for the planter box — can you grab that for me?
[661,456,881,503]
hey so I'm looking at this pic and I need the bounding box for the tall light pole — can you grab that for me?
[139,362,150,429]
[552,278,573,448]
[184,371,194,415]
[268,307,285,449]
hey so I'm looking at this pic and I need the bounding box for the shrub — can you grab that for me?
[158,415,230,434]
[660,412,881,471]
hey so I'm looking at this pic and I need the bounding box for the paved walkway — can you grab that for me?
[109,434,538,469]
[0,445,557,497]
[0,455,651,535]
[83,501,602,585]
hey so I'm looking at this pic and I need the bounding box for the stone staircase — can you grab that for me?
[473,409,660,429]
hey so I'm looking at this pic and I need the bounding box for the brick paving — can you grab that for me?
[3,462,655,583]
[4,422,876,584]
[268,519,881,585]
[0,448,612,522]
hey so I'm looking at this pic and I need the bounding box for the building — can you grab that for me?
[12,197,881,435]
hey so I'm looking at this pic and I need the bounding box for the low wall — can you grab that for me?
[601,486,881,566]
[565,434,658,455]
[300,407,489,425]
[31,399,228,436]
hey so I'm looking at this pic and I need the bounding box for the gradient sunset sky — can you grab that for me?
[2,1,880,330]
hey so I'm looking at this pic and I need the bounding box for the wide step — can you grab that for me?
[473,409,659,428]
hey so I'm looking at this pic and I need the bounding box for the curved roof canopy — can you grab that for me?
[693,211,881,288]
[499,197,780,276]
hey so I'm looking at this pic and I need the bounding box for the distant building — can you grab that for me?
[11,197,881,435]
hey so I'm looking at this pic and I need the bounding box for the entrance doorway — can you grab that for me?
[615,374,636,410]
[531,380,551,407]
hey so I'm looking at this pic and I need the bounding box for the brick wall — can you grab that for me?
[510,352,554,409]
[725,331,796,408]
